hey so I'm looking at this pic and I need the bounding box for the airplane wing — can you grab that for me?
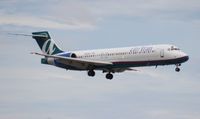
[31,52,113,70]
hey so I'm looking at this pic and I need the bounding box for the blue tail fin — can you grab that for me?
[32,31,63,55]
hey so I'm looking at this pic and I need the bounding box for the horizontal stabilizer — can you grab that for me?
[7,33,48,38]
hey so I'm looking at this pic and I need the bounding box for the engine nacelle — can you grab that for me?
[41,58,55,65]
[58,52,77,58]
[41,52,77,65]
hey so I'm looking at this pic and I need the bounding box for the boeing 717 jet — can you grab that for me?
[30,31,189,80]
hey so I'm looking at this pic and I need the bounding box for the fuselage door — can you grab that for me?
[160,49,164,58]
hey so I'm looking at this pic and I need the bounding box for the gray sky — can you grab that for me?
[0,0,200,119]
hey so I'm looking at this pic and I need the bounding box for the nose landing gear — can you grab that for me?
[175,64,181,72]
[175,67,180,72]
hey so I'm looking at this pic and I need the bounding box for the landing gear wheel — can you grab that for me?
[106,73,113,80]
[175,67,180,72]
[88,70,95,77]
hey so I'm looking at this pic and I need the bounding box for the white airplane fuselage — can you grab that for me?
[53,44,188,72]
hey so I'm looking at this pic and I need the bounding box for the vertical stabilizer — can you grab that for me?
[32,31,63,55]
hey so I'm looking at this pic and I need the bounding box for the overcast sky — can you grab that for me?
[0,0,200,119]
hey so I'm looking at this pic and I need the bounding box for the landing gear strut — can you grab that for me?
[175,64,181,72]
[88,70,95,77]
[106,73,113,80]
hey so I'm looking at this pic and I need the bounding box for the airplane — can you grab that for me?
[29,31,189,80]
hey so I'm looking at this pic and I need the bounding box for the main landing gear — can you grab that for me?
[106,73,113,80]
[175,64,181,72]
[88,70,95,77]
[87,70,114,80]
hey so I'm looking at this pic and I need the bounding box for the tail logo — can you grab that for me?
[42,39,56,55]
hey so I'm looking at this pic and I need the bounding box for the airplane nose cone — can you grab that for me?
[181,52,189,62]
[184,55,189,62]
[182,53,189,62]
[179,52,189,63]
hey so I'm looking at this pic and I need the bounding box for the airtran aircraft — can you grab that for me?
[30,31,189,80]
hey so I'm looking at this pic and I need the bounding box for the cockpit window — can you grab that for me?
[171,46,180,51]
